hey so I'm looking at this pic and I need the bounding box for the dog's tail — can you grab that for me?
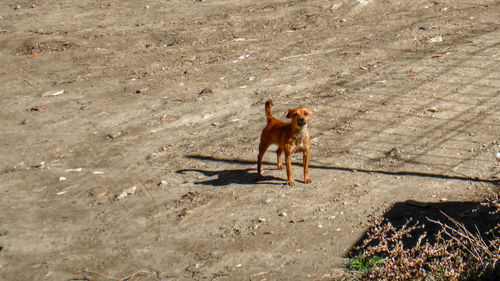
[265,100,273,122]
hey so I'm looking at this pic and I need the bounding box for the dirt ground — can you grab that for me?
[1,0,499,280]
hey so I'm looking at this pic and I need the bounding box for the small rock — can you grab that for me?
[339,18,347,22]
[106,131,122,139]
[116,191,128,200]
[125,186,137,195]
[199,88,214,95]
[202,112,213,120]
[90,189,109,198]
[59,176,67,182]
[278,210,287,217]
[329,3,342,12]
[440,198,448,202]
[387,148,401,158]
[158,180,168,188]
[135,88,149,94]
[263,231,273,234]
[65,168,82,173]
[41,89,64,97]
[429,36,443,43]
[57,191,67,195]
[15,5,21,10]
[257,218,266,223]
[495,151,500,162]
[117,186,137,200]
[20,119,27,125]
[427,107,438,113]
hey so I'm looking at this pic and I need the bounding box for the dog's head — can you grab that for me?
[286,107,312,128]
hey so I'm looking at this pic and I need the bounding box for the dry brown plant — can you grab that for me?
[353,192,499,281]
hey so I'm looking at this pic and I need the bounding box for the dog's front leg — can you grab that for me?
[285,151,294,186]
[303,149,311,183]
[276,148,284,170]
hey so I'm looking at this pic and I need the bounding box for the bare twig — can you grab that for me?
[83,269,156,281]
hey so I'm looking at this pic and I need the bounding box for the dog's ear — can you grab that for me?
[285,109,294,119]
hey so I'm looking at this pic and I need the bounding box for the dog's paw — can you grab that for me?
[304,178,312,184]
[277,163,283,169]
[286,180,295,186]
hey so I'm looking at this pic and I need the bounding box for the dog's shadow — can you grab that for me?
[176,168,284,186]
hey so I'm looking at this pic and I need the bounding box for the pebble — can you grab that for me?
[257,218,266,223]
[440,198,448,202]
[199,88,214,95]
[329,3,341,11]
[158,180,168,188]
[125,186,137,194]
[117,186,137,200]
[427,107,438,113]
[106,131,122,139]
[202,112,213,120]
[65,168,82,173]
[42,89,64,97]
[496,151,500,162]
[429,36,443,43]
[59,176,67,182]
[278,211,287,217]
[116,191,128,200]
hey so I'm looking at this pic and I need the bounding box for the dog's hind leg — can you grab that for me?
[257,141,271,175]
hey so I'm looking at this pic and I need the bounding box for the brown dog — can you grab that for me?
[257,99,312,186]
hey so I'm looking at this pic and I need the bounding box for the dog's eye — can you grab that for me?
[304,112,308,116]
[294,113,298,117]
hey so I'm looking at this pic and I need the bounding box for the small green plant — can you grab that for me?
[348,255,384,271]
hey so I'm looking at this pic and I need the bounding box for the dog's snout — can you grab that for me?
[299,118,304,123]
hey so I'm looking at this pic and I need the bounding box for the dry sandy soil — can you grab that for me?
[1,0,499,280]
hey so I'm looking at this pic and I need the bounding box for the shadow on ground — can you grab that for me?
[176,168,284,186]
[181,154,500,185]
